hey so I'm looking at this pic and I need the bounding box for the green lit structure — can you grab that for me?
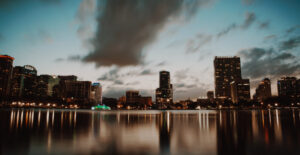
[91,104,111,110]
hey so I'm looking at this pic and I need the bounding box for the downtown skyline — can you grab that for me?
[0,0,300,101]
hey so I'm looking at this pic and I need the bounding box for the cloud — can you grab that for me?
[238,47,300,79]
[258,21,270,29]
[186,34,212,53]
[82,0,213,67]
[217,24,237,38]
[54,58,64,62]
[264,34,277,41]
[156,61,167,66]
[97,67,120,81]
[286,25,300,34]
[279,36,300,51]
[23,29,53,45]
[241,12,256,29]
[174,68,189,81]
[217,12,257,38]
[140,69,154,75]
[76,0,96,38]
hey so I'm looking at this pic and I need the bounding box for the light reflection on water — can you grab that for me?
[0,109,299,155]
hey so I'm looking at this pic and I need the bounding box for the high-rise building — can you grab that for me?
[156,71,173,106]
[22,65,38,98]
[91,82,102,104]
[214,56,242,99]
[254,78,271,102]
[11,65,38,98]
[56,75,78,99]
[0,55,14,100]
[277,77,297,98]
[230,79,250,104]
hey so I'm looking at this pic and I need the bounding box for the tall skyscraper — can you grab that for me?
[214,56,242,99]
[254,78,271,102]
[156,71,173,106]
[277,77,297,98]
[230,79,250,104]
[0,55,14,100]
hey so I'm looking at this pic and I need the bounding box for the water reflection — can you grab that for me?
[0,109,299,155]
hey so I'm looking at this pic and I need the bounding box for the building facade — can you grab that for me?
[277,77,298,98]
[254,78,271,102]
[230,79,250,104]
[0,55,14,100]
[156,71,173,106]
[214,56,242,99]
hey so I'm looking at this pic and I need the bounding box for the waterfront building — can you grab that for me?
[230,79,250,104]
[156,71,173,106]
[214,56,242,99]
[91,82,102,104]
[64,81,91,103]
[277,77,298,98]
[0,55,14,100]
[254,78,271,102]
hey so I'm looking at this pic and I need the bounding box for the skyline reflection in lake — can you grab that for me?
[0,109,299,155]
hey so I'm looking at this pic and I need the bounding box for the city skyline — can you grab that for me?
[1,54,299,104]
[0,0,300,101]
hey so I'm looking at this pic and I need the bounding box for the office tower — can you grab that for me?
[230,79,250,104]
[277,77,297,98]
[156,71,173,105]
[64,81,91,103]
[91,82,102,104]
[22,65,38,98]
[254,78,271,102]
[207,91,214,102]
[11,65,38,98]
[214,56,241,99]
[0,55,14,100]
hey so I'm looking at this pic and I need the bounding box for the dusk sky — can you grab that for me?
[0,0,299,101]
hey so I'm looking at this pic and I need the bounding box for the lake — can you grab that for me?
[0,109,299,155]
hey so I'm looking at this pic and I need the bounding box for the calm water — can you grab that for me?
[0,109,299,155]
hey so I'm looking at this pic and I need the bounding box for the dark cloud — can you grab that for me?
[186,34,212,53]
[156,61,167,67]
[241,12,256,29]
[238,47,300,79]
[217,12,256,38]
[279,36,300,51]
[82,0,213,67]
